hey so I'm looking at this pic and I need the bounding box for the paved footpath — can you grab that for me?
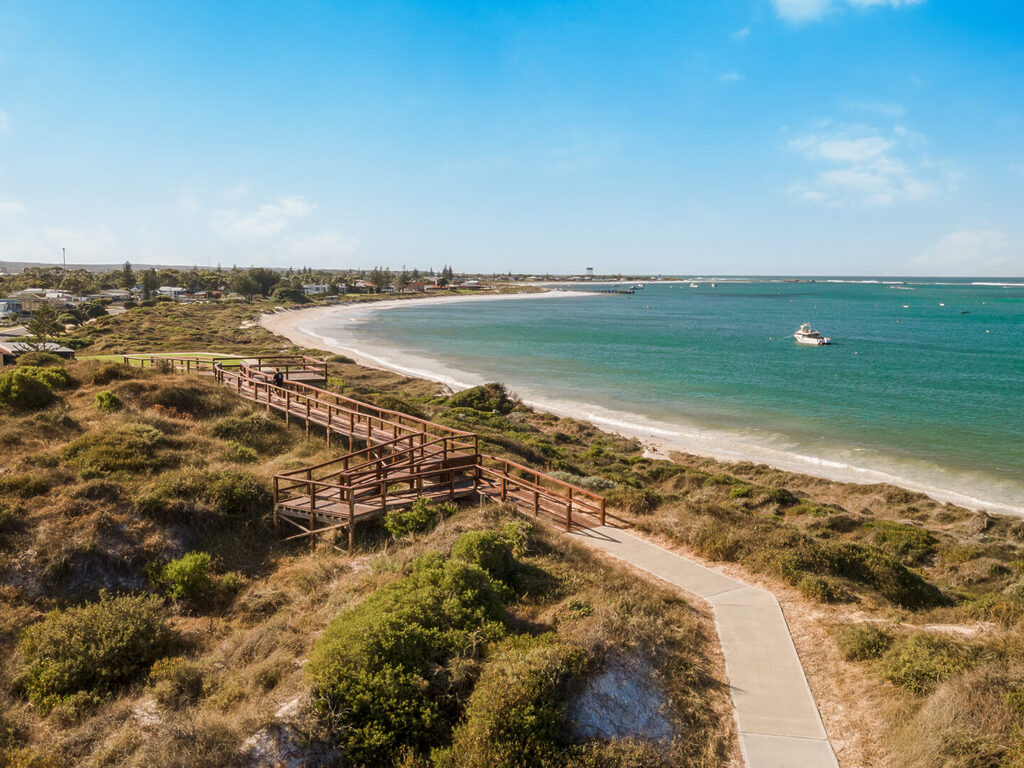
[572,525,839,768]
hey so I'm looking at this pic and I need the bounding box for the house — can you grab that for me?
[94,289,133,302]
[302,284,330,296]
[353,280,376,293]
[0,341,75,366]
[157,286,186,299]
[0,299,23,319]
[5,289,51,314]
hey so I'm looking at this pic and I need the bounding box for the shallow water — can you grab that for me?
[306,279,1024,513]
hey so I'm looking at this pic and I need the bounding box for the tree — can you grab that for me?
[368,267,391,292]
[229,272,261,301]
[25,304,60,348]
[248,268,280,297]
[141,269,158,300]
[119,261,135,289]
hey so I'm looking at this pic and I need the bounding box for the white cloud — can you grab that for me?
[907,230,1019,276]
[771,0,924,23]
[787,125,942,207]
[719,71,744,83]
[0,201,25,215]
[732,26,751,40]
[210,195,313,239]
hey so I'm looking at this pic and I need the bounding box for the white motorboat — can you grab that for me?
[794,323,831,346]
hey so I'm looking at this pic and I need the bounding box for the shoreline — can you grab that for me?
[261,295,1024,518]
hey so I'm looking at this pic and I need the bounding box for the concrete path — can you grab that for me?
[572,525,839,768]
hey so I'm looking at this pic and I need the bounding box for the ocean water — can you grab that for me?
[309,279,1024,514]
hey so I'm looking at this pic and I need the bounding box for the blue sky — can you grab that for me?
[0,0,1022,276]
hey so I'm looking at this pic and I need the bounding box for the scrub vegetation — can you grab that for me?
[2,297,1022,766]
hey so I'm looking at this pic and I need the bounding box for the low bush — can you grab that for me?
[223,440,257,463]
[384,497,457,538]
[143,384,227,418]
[0,369,55,410]
[94,390,122,413]
[148,552,214,602]
[138,468,271,524]
[836,623,893,661]
[60,423,166,478]
[209,411,289,454]
[307,553,508,764]
[90,362,136,385]
[689,521,741,561]
[704,473,737,486]
[764,487,799,508]
[12,366,73,390]
[878,634,978,695]
[371,393,427,420]
[606,486,662,516]
[797,574,851,603]
[19,591,174,713]
[866,520,938,565]
[548,471,616,492]
[0,474,51,499]
[447,383,517,414]
[451,531,516,585]
[440,634,588,768]
[13,351,64,367]
[150,656,205,707]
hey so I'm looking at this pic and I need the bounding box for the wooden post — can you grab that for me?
[599,496,606,526]
[305,399,311,436]
[501,475,507,502]
[326,408,332,447]
[380,478,387,511]
[348,493,355,551]
[273,478,281,538]
[565,499,572,532]
[285,391,291,425]
[309,479,317,550]
[534,490,540,516]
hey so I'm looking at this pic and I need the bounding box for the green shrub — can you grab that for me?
[144,384,224,417]
[149,552,214,602]
[384,496,455,538]
[210,411,289,453]
[447,383,516,414]
[0,474,51,499]
[12,366,73,390]
[371,393,427,420]
[797,574,851,603]
[442,634,588,768]
[94,390,122,413]
[307,553,508,764]
[689,522,741,561]
[19,591,173,713]
[450,531,516,584]
[271,285,307,303]
[90,362,135,385]
[836,624,893,661]
[13,351,64,367]
[223,440,257,463]
[500,520,532,557]
[787,501,833,517]
[765,487,799,507]
[0,369,55,410]
[60,423,166,478]
[606,486,661,516]
[866,520,937,565]
[149,656,204,707]
[138,468,270,523]
[878,634,977,695]
[548,471,616,492]
[729,485,755,499]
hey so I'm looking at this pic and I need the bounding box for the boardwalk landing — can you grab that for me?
[574,526,840,768]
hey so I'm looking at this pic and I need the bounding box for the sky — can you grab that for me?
[0,0,1022,276]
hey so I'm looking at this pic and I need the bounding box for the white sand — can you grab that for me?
[261,294,1023,517]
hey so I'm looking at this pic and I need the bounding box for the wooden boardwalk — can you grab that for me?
[123,354,606,546]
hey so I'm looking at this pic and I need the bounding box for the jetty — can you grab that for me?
[123,354,606,548]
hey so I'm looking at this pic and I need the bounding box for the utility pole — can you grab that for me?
[62,247,66,269]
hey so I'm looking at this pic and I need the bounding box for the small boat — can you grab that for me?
[794,323,831,346]
[710,282,717,287]
[690,282,699,288]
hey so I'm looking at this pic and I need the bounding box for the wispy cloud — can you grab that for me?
[209,195,312,239]
[732,26,751,40]
[907,229,1018,276]
[287,232,356,260]
[0,201,25,215]
[787,124,943,207]
[719,71,744,83]
[772,0,924,24]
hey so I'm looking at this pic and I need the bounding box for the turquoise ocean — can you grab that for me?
[303,279,1024,514]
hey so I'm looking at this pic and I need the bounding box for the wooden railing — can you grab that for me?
[124,350,605,540]
[477,454,606,530]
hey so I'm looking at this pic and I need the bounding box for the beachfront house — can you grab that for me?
[302,284,330,296]
[5,289,70,314]
[157,286,186,299]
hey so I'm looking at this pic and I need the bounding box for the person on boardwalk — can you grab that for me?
[272,371,284,388]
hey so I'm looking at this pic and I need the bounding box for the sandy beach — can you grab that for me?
[261,294,1023,517]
